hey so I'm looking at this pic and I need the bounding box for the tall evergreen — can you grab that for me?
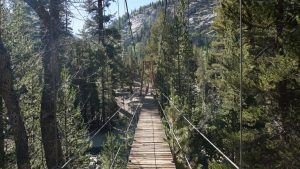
[0,21,31,169]
[208,0,300,168]
[2,1,44,167]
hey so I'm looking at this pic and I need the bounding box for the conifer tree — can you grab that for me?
[57,67,90,168]
[209,0,300,168]
[0,19,31,169]
[2,1,44,167]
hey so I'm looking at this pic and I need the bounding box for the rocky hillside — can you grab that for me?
[114,0,218,51]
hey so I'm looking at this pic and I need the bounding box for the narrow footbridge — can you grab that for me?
[127,95,176,169]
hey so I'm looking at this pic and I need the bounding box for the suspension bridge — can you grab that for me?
[125,91,239,169]
[60,0,244,168]
[127,95,176,169]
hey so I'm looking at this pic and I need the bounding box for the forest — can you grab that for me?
[0,0,299,169]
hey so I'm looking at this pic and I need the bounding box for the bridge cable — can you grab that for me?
[161,93,239,169]
[124,0,136,55]
[117,0,120,30]
[158,101,192,169]
[109,101,142,169]
[164,0,167,17]
[61,92,138,168]
[239,0,243,168]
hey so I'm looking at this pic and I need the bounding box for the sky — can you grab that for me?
[70,0,158,35]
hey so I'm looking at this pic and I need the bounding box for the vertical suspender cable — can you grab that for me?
[124,0,136,54]
[65,0,68,33]
[164,0,167,18]
[187,0,190,29]
[239,0,243,168]
[117,0,120,30]
[124,0,137,88]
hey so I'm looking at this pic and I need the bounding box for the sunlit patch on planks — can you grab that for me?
[127,95,176,169]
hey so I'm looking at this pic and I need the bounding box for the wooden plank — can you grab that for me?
[127,96,176,169]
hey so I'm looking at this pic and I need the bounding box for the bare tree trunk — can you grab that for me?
[0,38,31,169]
[0,97,5,168]
[24,0,66,168]
[40,26,65,168]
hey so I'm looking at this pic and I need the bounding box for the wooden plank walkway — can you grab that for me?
[127,96,176,169]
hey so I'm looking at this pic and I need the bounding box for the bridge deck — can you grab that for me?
[127,96,176,169]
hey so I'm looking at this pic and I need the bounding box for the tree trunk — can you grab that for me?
[24,0,66,167]
[277,80,291,139]
[0,97,5,168]
[0,37,31,169]
[40,23,65,169]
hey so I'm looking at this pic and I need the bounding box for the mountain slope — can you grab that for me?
[113,0,218,55]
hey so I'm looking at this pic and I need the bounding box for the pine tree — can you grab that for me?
[57,67,90,168]
[0,18,31,169]
[209,0,300,168]
[2,1,44,167]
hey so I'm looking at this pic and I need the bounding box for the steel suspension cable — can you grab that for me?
[109,102,142,169]
[117,0,120,30]
[61,92,138,168]
[161,93,239,169]
[89,92,137,141]
[124,0,136,54]
[158,101,192,169]
[239,0,243,168]
[164,0,167,17]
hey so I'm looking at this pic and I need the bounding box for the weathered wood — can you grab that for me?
[127,96,175,169]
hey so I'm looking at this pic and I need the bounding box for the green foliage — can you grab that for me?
[2,1,44,167]
[57,67,90,168]
[99,132,126,169]
[148,2,198,168]
[205,0,300,168]
[1,0,299,168]
[153,0,300,168]
[1,0,125,168]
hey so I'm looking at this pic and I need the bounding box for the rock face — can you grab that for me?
[188,0,217,32]
[116,0,218,46]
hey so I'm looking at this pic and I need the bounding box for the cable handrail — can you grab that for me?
[61,92,138,168]
[158,101,192,169]
[239,0,243,168]
[161,93,239,169]
[109,101,142,169]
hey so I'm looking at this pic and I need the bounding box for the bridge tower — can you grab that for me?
[140,60,155,94]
